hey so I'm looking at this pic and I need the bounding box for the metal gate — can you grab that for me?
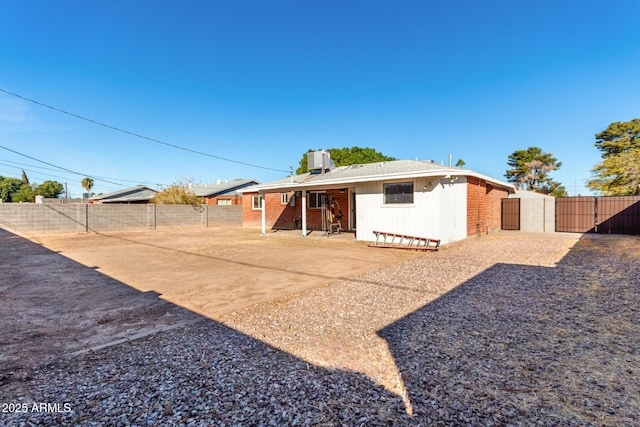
[556,196,640,234]
[556,196,596,232]
[597,196,640,234]
[501,198,520,230]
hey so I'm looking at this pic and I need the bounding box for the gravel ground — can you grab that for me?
[1,232,639,426]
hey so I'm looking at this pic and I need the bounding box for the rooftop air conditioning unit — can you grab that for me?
[307,150,334,173]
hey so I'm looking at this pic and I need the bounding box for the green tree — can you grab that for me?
[455,159,466,168]
[0,176,22,202]
[21,169,29,185]
[296,146,396,174]
[35,180,65,198]
[505,146,566,196]
[1,176,65,202]
[81,177,94,194]
[587,119,640,195]
[11,183,35,202]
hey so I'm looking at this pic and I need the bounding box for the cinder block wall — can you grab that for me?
[156,205,203,228]
[520,197,555,232]
[0,204,242,235]
[0,204,85,234]
[206,205,243,226]
[88,204,153,231]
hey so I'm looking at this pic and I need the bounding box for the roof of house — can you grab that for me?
[242,159,515,193]
[190,179,258,197]
[92,186,159,203]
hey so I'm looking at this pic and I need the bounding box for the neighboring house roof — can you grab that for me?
[242,160,515,193]
[92,186,158,203]
[191,179,258,197]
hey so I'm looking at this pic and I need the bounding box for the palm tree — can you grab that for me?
[81,177,94,198]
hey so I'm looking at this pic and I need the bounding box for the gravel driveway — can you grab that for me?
[2,232,639,426]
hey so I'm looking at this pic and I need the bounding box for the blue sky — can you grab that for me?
[1,1,638,198]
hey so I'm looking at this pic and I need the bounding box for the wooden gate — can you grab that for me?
[501,198,520,230]
[556,196,640,234]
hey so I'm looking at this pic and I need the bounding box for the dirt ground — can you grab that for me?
[0,226,418,379]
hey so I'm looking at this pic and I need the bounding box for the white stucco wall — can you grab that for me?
[354,177,467,245]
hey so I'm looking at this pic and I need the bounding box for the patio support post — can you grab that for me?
[261,195,266,235]
[301,190,307,237]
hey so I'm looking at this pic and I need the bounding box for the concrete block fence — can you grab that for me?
[0,204,242,235]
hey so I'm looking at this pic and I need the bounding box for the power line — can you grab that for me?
[0,162,81,183]
[0,158,77,175]
[0,145,124,187]
[0,163,124,192]
[0,88,289,173]
[0,158,168,187]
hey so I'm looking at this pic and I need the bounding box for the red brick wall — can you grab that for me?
[243,192,295,228]
[204,195,242,205]
[242,190,349,231]
[467,178,510,236]
[486,185,509,231]
[294,190,349,230]
[467,177,486,236]
[272,192,301,229]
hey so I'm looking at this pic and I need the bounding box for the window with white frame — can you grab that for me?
[280,193,289,205]
[308,192,325,209]
[383,181,414,204]
[251,195,263,210]
[217,199,232,206]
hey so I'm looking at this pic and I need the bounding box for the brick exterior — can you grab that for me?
[204,195,242,205]
[243,192,295,229]
[467,177,509,236]
[243,190,350,231]
[486,184,509,231]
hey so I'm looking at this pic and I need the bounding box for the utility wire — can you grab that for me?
[0,162,83,183]
[0,158,167,187]
[0,88,290,173]
[0,162,124,191]
[0,145,124,187]
[0,158,81,175]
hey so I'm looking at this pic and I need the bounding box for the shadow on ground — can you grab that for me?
[0,228,202,379]
[0,227,410,425]
[2,227,639,425]
[379,234,640,425]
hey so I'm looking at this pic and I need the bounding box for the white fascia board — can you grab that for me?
[250,170,453,193]
[237,185,262,194]
[244,169,515,194]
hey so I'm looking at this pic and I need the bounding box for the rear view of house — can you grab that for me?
[242,152,514,245]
